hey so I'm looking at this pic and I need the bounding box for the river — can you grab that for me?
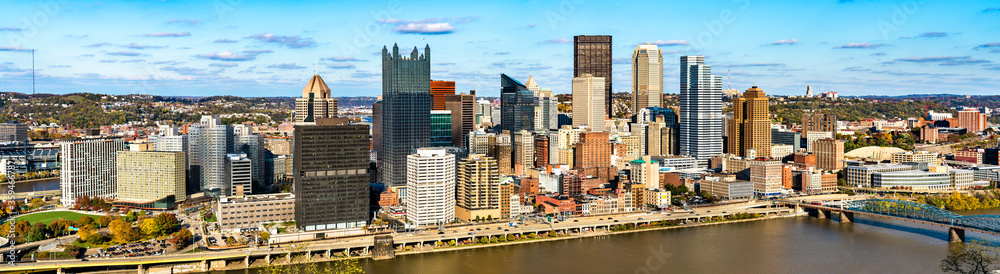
[212,208,999,274]
[13,178,60,192]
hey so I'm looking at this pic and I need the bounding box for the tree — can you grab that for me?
[169,229,194,249]
[27,223,49,242]
[77,216,95,228]
[96,215,113,228]
[77,224,96,239]
[86,233,109,245]
[140,218,159,236]
[154,213,179,234]
[29,198,45,209]
[940,240,999,273]
[258,231,270,243]
[109,219,141,243]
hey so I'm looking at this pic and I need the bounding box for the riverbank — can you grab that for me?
[186,213,798,273]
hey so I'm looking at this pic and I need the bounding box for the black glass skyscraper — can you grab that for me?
[574,35,612,116]
[294,118,370,231]
[499,73,534,133]
[379,44,432,186]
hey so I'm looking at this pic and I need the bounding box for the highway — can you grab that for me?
[1,202,793,273]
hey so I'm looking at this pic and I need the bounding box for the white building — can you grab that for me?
[60,139,129,207]
[644,188,671,209]
[405,148,456,226]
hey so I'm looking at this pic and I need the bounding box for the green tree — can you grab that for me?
[77,216,96,228]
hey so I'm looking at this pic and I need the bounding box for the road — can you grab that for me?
[2,202,794,272]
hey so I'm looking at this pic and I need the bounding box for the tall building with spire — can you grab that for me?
[631,44,663,113]
[727,86,772,158]
[294,74,338,123]
[379,44,432,186]
[679,56,722,166]
[525,75,540,95]
[574,35,613,117]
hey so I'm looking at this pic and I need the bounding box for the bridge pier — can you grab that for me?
[201,260,208,271]
[265,253,271,264]
[57,268,64,274]
[245,255,250,267]
[137,264,146,274]
[839,212,854,223]
[949,228,966,243]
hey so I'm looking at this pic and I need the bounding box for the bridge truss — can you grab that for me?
[841,199,1000,234]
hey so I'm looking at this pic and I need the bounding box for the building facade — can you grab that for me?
[813,138,845,171]
[574,35,612,116]
[727,86,771,158]
[225,153,252,196]
[430,80,456,111]
[116,151,186,208]
[406,148,456,226]
[679,56,723,166]
[500,74,535,133]
[456,154,501,221]
[60,139,129,207]
[293,118,370,231]
[294,74,338,123]
[380,44,432,187]
[445,92,475,148]
[572,74,606,132]
[631,44,663,112]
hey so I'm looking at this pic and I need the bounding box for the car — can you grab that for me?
[504,229,509,231]
[638,218,644,220]
[573,220,578,222]
[468,232,474,235]
[438,231,444,235]
[613,220,619,223]
[599,218,604,221]
[722,211,728,214]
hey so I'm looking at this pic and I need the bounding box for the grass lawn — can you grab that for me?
[4,211,103,225]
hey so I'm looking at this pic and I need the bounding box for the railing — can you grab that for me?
[841,199,1000,233]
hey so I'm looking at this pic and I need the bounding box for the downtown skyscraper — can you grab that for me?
[631,44,664,112]
[499,73,534,133]
[679,56,722,166]
[574,35,613,116]
[727,86,771,158]
[379,44,432,186]
[294,118,370,231]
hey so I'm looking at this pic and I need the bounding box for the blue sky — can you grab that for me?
[1,0,999,98]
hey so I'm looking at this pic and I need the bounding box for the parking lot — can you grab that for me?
[87,239,176,259]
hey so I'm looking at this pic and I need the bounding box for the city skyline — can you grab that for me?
[0,1,997,97]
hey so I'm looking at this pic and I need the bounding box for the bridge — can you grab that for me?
[793,199,1000,242]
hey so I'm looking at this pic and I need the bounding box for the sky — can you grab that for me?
[0,0,999,98]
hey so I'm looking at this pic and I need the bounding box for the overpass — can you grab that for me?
[792,199,1000,242]
[1,207,793,273]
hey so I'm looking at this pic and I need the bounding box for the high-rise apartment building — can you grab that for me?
[512,130,534,176]
[406,148,456,226]
[455,154,501,221]
[445,92,475,148]
[630,156,660,189]
[572,74,606,132]
[293,118,370,231]
[679,56,723,166]
[430,110,453,147]
[294,74,338,123]
[191,115,234,194]
[500,74,535,133]
[235,132,265,185]
[813,138,845,171]
[631,44,663,112]
[430,80,456,111]
[224,153,252,196]
[574,35,612,116]
[727,86,772,158]
[116,150,186,208]
[801,112,837,135]
[380,44,432,186]
[958,108,986,132]
[574,131,616,182]
[60,139,128,207]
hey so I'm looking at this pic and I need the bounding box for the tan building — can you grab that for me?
[216,193,295,232]
[513,130,535,176]
[631,44,664,112]
[727,86,772,158]
[801,112,837,135]
[629,156,660,189]
[647,121,665,157]
[572,74,606,131]
[890,151,939,164]
[574,131,616,182]
[750,160,783,196]
[116,151,186,208]
[456,155,502,221]
[294,74,338,123]
[813,138,845,171]
[620,135,642,160]
[265,136,293,156]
